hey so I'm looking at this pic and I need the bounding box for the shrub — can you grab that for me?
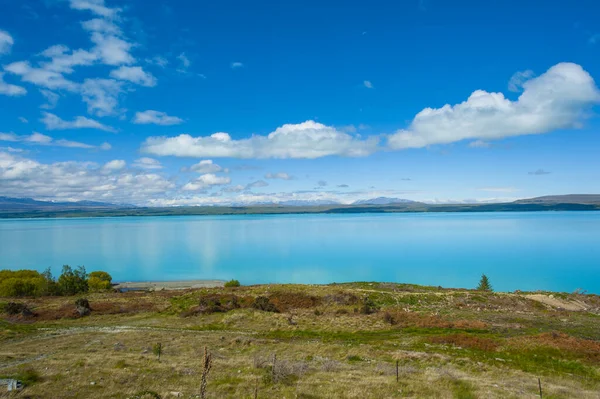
[0,270,47,297]
[88,271,112,292]
[3,302,34,316]
[252,296,279,312]
[75,298,91,316]
[224,279,241,288]
[58,265,88,295]
[360,296,378,315]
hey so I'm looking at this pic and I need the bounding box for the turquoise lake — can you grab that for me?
[0,212,599,293]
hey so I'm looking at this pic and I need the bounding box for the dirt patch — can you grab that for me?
[525,294,588,311]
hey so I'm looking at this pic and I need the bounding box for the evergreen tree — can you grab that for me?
[477,274,493,292]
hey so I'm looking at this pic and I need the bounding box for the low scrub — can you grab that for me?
[382,310,488,330]
[428,333,499,352]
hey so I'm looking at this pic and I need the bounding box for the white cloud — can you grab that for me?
[69,0,120,18]
[177,53,191,73]
[40,89,60,109]
[146,56,168,68]
[133,157,162,170]
[39,45,96,74]
[508,69,534,92]
[182,173,231,191]
[141,120,380,159]
[0,151,174,204]
[363,80,373,89]
[0,132,18,142]
[80,78,123,116]
[0,131,110,150]
[188,160,224,174]
[0,72,26,96]
[265,172,293,180]
[246,180,268,189]
[41,112,116,132]
[0,30,14,55]
[18,117,28,124]
[4,61,77,91]
[388,63,600,149]
[110,66,156,87]
[231,62,244,69]
[133,110,183,125]
[103,159,126,171]
[25,132,53,144]
[468,140,491,148]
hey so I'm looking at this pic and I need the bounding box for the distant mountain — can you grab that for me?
[514,194,600,205]
[0,196,131,212]
[352,197,415,205]
[278,200,341,206]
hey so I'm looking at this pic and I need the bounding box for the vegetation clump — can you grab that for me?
[3,301,34,316]
[252,296,279,312]
[0,267,112,297]
[75,298,91,316]
[224,279,241,288]
[88,271,113,291]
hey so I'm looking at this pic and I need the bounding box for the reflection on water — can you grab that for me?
[0,212,599,293]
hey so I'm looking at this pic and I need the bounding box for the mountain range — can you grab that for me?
[0,194,599,218]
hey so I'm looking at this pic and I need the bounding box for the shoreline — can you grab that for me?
[114,280,226,291]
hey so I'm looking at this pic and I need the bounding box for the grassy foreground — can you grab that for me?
[1,282,600,398]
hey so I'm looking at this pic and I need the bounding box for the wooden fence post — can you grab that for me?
[538,378,542,398]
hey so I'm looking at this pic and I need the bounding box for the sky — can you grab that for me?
[0,0,600,206]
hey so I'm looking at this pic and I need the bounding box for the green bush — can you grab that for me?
[0,270,47,297]
[224,279,241,288]
[252,296,279,312]
[57,265,88,296]
[88,271,113,291]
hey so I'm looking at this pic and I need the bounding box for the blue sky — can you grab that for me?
[0,0,599,205]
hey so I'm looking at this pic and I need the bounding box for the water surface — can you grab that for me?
[1,212,599,293]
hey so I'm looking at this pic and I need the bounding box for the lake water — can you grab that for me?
[0,212,599,293]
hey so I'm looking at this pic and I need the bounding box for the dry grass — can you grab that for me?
[1,284,599,398]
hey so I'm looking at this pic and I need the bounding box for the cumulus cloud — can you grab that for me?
[182,173,231,191]
[132,157,162,170]
[141,121,380,159]
[0,73,26,96]
[0,151,173,204]
[3,0,144,115]
[110,66,156,87]
[265,172,293,180]
[528,169,551,175]
[388,63,600,149]
[186,160,224,174]
[0,131,110,150]
[103,159,126,171]
[80,78,123,116]
[41,112,116,132]
[133,110,183,125]
[4,61,78,91]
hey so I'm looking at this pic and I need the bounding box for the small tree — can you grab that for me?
[75,298,91,316]
[224,279,241,288]
[477,274,493,292]
[88,271,113,291]
[153,343,162,361]
[58,265,88,295]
